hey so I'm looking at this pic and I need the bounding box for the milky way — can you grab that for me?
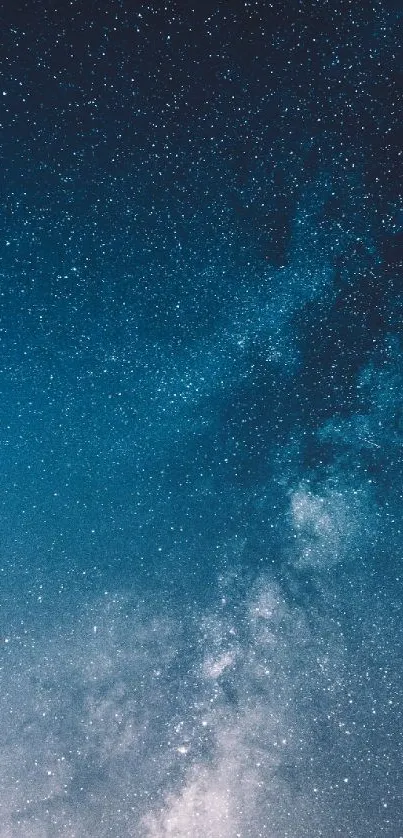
[0,1,402,835]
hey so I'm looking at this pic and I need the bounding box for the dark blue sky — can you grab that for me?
[0,2,402,835]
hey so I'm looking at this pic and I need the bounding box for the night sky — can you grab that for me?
[0,1,402,835]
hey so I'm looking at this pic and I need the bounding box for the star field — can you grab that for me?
[0,1,402,835]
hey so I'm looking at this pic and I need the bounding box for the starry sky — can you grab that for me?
[0,1,402,835]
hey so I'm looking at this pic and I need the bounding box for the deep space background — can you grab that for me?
[0,0,402,835]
